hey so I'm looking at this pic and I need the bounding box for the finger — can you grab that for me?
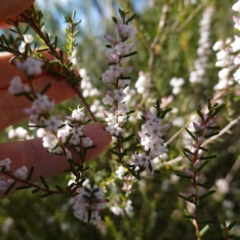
[0,53,76,131]
[0,0,34,20]
[0,123,111,197]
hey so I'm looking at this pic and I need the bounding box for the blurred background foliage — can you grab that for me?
[1,0,240,239]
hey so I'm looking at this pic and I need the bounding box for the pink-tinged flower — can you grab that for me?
[106,48,120,63]
[118,79,130,88]
[8,76,30,95]
[116,22,137,40]
[233,16,240,30]
[0,176,14,191]
[193,122,201,132]
[189,185,197,195]
[193,159,201,169]
[197,187,204,196]
[104,34,117,45]
[102,91,114,105]
[115,42,136,56]
[73,185,106,224]
[184,168,193,177]
[196,174,205,183]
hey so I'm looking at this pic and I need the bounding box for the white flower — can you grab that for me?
[65,107,89,124]
[102,94,114,105]
[8,127,28,140]
[23,34,33,44]
[231,36,240,52]
[0,158,11,171]
[233,68,240,82]
[44,116,63,132]
[24,93,55,116]
[232,1,240,12]
[8,76,30,95]
[115,166,126,179]
[42,132,60,153]
[113,88,126,101]
[216,178,229,194]
[15,57,43,76]
[82,137,93,148]
[105,122,122,136]
[14,166,28,180]
[0,176,14,191]
[73,185,105,224]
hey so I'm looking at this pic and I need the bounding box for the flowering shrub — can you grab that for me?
[0,1,240,239]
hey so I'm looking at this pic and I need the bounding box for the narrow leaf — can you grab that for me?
[185,128,197,140]
[200,155,217,160]
[40,176,49,189]
[40,192,53,198]
[200,224,210,236]
[175,173,191,179]
[26,167,34,181]
[4,181,16,196]
[112,17,118,24]
[197,110,205,122]
[122,51,138,58]
[55,185,64,191]
[228,220,237,230]
[15,185,32,190]
[40,82,52,95]
[204,132,219,138]
[32,188,40,194]
[183,215,195,219]
[126,14,136,24]
[199,190,216,199]
[197,183,212,189]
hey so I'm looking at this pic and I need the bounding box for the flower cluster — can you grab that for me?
[15,57,43,76]
[131,110,171,173]
[8,76,30,95]
[102,13,136,137]
[42,106,93,158]
[212,2,240,91]
[0,158,28,190]
[80,68,100,98]
[212,39,236,90]
[73,184,106,224]
[169,77,185,95]
[189,6,214,83]
[231,2,240,85]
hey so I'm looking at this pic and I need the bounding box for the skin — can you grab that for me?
[0,1,111,197]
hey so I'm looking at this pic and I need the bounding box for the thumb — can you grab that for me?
[0,0,34,20]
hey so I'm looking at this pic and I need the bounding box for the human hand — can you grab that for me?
[0,0,34,28]
[0,1,111,196]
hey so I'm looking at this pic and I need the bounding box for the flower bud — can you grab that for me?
[189,185,197,195]
[198,187,204,196]
[193,122,201,132]
[196,174,205,183]
[193,159,201,170]
[184,168,193,177]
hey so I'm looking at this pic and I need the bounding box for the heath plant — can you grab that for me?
[0,1,240,239]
